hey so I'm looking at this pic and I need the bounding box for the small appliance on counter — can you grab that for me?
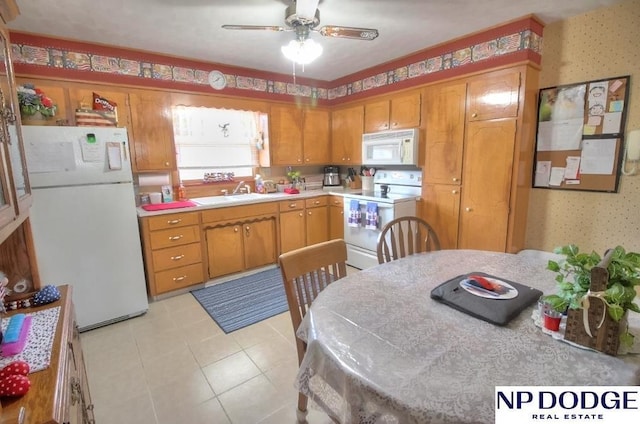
[323,165,342,187]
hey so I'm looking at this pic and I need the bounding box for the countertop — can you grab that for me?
[136,188,359,217]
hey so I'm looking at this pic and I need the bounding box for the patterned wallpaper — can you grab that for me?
[9,18,541,103]
[525,0,640,253]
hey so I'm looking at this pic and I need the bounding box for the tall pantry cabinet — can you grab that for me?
[422,65,539,253]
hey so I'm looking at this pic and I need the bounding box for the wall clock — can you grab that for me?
[208,70,227,90]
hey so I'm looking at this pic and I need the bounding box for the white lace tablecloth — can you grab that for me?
[0,306,61,373]
[296,250,640,424]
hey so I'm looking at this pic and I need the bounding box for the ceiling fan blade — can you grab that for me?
[295,0,320,21]
[221,25,286,32]
[319,26,379,40]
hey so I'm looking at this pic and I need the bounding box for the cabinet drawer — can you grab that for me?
[279,199,304,212]
[202,202,278,223]
[147,212,199,231]
[305,197,328,208]
[149,225,200,249]
[154,263,204,293]
[328,195,344,207]
[152,242,202,272]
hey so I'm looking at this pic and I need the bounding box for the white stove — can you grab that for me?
[342,170,421,269]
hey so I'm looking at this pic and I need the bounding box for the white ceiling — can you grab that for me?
[8,0,622,81]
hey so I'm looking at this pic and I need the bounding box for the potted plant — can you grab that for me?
[16,83,57,122]
[543,244,640,348]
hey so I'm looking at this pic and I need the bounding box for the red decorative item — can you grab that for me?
[0,374,31,397]
[284,188,300,194]
[0,361,30,380]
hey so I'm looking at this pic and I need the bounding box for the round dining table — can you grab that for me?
[295,250,640,424]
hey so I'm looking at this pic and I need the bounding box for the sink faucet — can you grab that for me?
[231,181,246,195]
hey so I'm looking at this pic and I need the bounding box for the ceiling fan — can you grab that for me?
[222,0,379,48]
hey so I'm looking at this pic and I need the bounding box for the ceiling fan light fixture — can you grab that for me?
[281,38,323,65]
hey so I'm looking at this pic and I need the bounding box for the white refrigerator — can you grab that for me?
[22,126,148,331]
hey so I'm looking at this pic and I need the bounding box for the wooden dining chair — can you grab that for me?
[278,238,348,424]
[377,216,441,264]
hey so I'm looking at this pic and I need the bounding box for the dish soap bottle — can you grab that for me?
[177,180,187,201]
[254,174,264,194]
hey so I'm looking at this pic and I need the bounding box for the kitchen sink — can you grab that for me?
[191,193,265,206]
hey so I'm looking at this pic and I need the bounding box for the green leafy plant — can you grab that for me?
[17,83,57,117]
[544,244,640,347]
[286,168,301,183]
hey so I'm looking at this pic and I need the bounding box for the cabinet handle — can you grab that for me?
[169,235,184,241]
[170,254,185,261]
[465,207,472,212]
[305,158,310,162]
[452,190,458,194]
[70,377,81,405]
[167,219,182,225]
[289,203,297,208]
[299,212,303,217]
[391,122,397,127]
[340,211,344,215]
[165,161,170,166]
[234,227,239,232]
[314,200,320,205]
[308,211,312,215]
[173,275,187,282]
[452,177,458,182]
[471,112,478,118]
[245,225,251,236]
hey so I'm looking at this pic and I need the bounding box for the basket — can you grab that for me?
[563,249,624,356]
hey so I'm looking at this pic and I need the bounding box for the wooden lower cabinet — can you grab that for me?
[457,119,516,251]
[328,195,344,240]
[305,197,328,246]
[0,286,94,424]
[422,184,461,250]
[139,211,204,297]
[279,200,305,254]
[202,202,278,279]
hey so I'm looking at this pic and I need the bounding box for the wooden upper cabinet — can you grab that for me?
[423,82,467,185]
[363,99,389,133]
[331,105,364,164]
[129,90,176,172]
[270,105,329,166]
[302,108,330,164]
[270,104,303,165]
[364,91,421,133]
[467,70,520,121]
[68,88,131,128]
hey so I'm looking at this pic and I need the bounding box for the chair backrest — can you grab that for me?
[377,216,441,264]
[278,239,348,348]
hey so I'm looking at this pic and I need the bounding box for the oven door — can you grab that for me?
[343,197,396,269]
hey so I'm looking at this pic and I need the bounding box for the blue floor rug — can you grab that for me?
[191,267,288,333]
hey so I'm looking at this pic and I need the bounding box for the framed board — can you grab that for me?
[533,75,630,192]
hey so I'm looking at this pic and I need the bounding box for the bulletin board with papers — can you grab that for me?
[533,75,630,192]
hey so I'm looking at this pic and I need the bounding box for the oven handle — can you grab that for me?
[346,200,395,209]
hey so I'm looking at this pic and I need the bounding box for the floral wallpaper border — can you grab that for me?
[10,28,541,102]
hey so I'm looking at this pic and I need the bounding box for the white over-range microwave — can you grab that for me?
[362,128,419,166]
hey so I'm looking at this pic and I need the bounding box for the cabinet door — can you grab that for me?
[270,104,302,165]
[0,28,17,227]
[331,105,364,164]
[302,108,330,164]
[280,210,306,254]
[390,91,421,129]
[244,218,277,269]
[206,225,244,278]
[422,184,461,250]
[423,82,466,185]
[467,70,520,121]
[328,197,344,240]
[364,99,390,133]
[129,90,176,171]
[69,88,131,128]
[458,120,516,252]
[15,82,68,126]
[306,206,328,246]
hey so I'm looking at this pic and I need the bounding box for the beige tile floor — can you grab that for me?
[79,268,360,424]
